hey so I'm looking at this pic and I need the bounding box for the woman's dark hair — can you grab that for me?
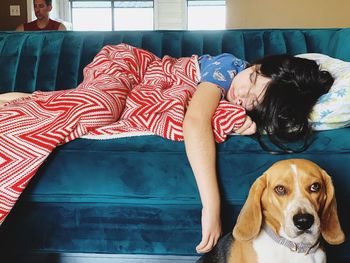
[248,54,334,153]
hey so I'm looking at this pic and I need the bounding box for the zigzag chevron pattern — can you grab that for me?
[87,52,246,142]
[0,44,157,225]
[0,43,246,225]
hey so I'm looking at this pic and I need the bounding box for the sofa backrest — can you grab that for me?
[0,28,349,93]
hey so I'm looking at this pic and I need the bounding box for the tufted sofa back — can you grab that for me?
[0,28,349,93]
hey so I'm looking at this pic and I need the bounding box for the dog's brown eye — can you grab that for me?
[310,183,321,193]
[274,185,287,195]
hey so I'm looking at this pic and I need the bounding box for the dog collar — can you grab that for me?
[263,224,320,254]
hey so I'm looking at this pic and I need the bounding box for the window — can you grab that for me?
[70,1,154,31]
[187,0,226,30]
[114,1,153,30]
[71,1,112,31]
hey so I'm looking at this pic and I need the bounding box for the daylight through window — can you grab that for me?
[70,1,154,31]
[187,0,226,30]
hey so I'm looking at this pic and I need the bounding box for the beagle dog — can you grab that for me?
[197,159,345,263]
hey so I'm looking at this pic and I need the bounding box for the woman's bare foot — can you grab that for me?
[196,207,222,254]
[0,92,32,108]
[0,100,6,108]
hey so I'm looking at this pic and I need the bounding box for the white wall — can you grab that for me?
[227,0,350,29]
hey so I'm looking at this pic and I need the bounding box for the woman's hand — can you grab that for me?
[196,207,222,254]
[235,115,256,135]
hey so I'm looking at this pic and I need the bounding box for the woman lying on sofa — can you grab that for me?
[0,49,334,253]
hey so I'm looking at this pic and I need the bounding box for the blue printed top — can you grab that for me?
[198,53,248,94]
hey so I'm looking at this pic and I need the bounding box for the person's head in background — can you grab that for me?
[15,0,66,31]
[33,0,53,21]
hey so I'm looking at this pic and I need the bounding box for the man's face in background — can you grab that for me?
[34,0,52,20]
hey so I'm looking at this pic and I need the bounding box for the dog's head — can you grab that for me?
[233,159,345,246]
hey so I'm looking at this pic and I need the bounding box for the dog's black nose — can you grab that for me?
[293,213,314,231]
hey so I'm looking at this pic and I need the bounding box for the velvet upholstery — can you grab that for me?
[1,29,350,93]
[0,29,349,262]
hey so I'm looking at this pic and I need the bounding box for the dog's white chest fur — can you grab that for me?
[253,230,326,263]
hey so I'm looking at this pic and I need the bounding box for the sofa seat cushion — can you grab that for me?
[22,128,350,205]
[2,129,350,257]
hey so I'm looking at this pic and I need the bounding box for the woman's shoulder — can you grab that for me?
[200,53,239,61]
[200,53,246,68]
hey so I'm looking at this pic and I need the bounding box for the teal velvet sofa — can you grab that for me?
[0,29,349,262]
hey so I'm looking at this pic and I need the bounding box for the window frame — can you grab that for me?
[69,0,154,31]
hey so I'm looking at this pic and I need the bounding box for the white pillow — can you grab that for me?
[296,53,350,130]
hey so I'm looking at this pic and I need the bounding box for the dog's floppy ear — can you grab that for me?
[233,173,266,241]
[320,170,345,245]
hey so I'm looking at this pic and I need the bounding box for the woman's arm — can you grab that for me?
[183,82,222,253]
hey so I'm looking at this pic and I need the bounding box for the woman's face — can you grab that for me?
[226,65,271,111]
